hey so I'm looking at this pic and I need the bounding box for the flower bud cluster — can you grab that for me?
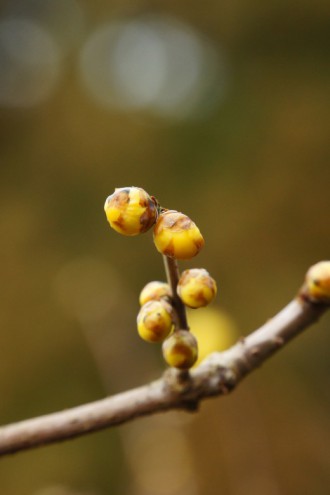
[104,186,218,370]
[137,267,217,369]
[137,279,201,370]
[104,187,204,259]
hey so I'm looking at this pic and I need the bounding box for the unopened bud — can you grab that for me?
[305,261,330,303]
[139,281,171,306]
[162,330,198,369]
[137,300,173,343]
[177,268,217,308]
[153,210,204,260]
[104,187,157,236]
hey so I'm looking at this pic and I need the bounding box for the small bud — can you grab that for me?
[177,268,217,308]
[153,210,204,260]
[137,300,173,343]
[104,187,157,236]
[305,261,330,303]
[139,281,172,306]
[162,330,198,369]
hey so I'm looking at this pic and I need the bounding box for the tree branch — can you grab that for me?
[0,290,328,457]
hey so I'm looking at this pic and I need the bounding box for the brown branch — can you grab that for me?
[163,255,189,330]
[0,286,328,457]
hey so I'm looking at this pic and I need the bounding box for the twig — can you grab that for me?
[163,255,189,330]
[0,290,328,457]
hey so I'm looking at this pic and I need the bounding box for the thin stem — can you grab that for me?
[163,255,189,330]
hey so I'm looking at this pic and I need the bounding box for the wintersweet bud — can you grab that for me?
[137,300,173,343]
[177,268,217,308]
[104,187,157,236]
[162,330,198,369]
[139,281,172,306]
[153,210,204,260]
[305,261,330,303]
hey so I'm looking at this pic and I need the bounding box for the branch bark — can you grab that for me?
[162,254,189,330]
[0,292,328,457]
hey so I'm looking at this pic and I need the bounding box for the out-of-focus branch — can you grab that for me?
[0,278,329,457]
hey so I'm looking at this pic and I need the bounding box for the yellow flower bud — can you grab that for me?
[305,261,330,303]
[139,281,172,306]
[137,300,173,343]
[104,187,158,236]
[162,330,198,369]
[153,210,204,260]
[177,268,217,308]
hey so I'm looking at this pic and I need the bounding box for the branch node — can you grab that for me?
[274,336,284,347]
[163,368,192,396]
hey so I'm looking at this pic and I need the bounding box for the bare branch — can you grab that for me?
[0,291,328,457]
[162,254,189,330]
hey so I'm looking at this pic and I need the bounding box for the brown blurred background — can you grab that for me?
[0,1,329,494]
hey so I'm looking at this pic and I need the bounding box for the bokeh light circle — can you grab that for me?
[0,18,61,107]
[79,15,227,119]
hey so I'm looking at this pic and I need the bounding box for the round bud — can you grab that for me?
[104,187,158,236]
[177,268,217,308]
[305,261,330,303]
[162,330,198,369]
[139,281,172,306]
[137,300,173,343]
[153,210,204,260]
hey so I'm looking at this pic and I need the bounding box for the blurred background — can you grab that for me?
[0,0,329,493]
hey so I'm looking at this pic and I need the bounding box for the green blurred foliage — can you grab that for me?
[0,0,329,494]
